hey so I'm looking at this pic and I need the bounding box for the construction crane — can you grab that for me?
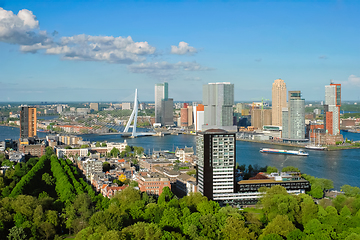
[251,98,269,110]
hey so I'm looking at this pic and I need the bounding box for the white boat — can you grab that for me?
[260,148,309,156]
[305,145,327,150]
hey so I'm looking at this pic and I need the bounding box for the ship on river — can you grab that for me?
[260,148,309,156]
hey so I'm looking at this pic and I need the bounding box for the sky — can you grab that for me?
[0,0,359,102]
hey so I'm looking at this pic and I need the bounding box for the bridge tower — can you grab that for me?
[124,89,139,137]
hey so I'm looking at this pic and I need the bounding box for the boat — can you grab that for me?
[259,148,309,156]
[305,145,327,150]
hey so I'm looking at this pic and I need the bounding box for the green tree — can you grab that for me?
[7,226,27,240]
[95,142,101,147]
[266,166,278,174]
[110,148,120,157]
[281,166,300,172]
[101,143,107,147]
[222,216,255,240]
[260,215,296,239]
[102,162,110,172]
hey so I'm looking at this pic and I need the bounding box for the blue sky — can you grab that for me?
[0,0,359,102]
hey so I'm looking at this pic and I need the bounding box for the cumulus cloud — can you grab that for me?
[0,7,156,63]
[128,61,212,80]
[44,34,156,63]
[341,75,360,87]
[0,7,51,46]
[171,41,197,55]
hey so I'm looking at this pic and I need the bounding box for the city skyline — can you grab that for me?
[1,1,360,102]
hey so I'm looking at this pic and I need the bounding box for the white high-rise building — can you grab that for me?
[196,129,236,200]
[202,82,236,131]
[155,82,169,125]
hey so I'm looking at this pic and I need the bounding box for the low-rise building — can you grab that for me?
[9,152,25,163]
[139,158,173,172]
[175,146,194,162]
[136,172,171,196]
[82,158,103,179]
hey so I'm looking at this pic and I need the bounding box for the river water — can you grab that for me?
[1,125,360,190]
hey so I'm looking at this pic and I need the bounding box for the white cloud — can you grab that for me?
[128,61,212,80]
[171,41,197,55]
[341,75,360,87]
[0,7,51,46]
[44,34,156,63]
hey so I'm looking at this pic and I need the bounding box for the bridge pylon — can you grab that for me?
[124,89,139,137]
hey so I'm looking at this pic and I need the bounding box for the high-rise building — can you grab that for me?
[251,109,272,129]
[194,104,204,132]
[20,107,37,139]
[161,98,174,126]
[282,91,305,140]
[196,129,236,200]
[272,79,287,126]
[203,82,236,131]
[234,103,246,114]
[155,82,169,124]
[324,83,341,135]
[180,108,188,127]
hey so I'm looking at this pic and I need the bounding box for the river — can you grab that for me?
[1,125,360,190]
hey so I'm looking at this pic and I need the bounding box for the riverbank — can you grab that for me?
[236,138,360,151]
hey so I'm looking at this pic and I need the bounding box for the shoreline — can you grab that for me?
[236,138,360,151]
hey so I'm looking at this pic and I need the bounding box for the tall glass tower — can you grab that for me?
[282,91,305,140]
[203,82,235,131]
[155,82,168,124]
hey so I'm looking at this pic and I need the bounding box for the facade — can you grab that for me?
[161,98,174,126]
[90,103,99,111]
[282,91,305,140]
[251,109,272,129]
[82,159,103,179]
[272,79,287,126]
[196,129,236,200]
[194,104,205,132]
[122,102,131,110]
[325,83,341,135]
[180,108,188,126]
[19,144,45,157]
[234,103,246,114]
[136,172,171,196]
[203,82,236,131]
[155,82,169,124]
[20,107,37,139]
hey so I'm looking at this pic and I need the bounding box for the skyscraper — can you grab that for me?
[203,82,236,131]
[282,91,305,140]
[161,98,174,126]
[20,106,37,139]
[196,129,236,200]
[324,83,341,135]
[155,82,169,124]
[272,79,287,126]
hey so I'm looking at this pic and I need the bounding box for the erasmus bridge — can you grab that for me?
[84,89,157,138]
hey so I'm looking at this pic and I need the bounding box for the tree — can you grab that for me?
[281,166,300,172]
[110,148,120,157]
[103,162,111,172]
[101,143,107,147]
[95,142,101,147]
[266,166,278,174]
[260,215,296,239]
[7,226,27,240]
[238,164,246,172]
[261,185,300,222]
[81,144,89,149]
[222,216,255,240]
